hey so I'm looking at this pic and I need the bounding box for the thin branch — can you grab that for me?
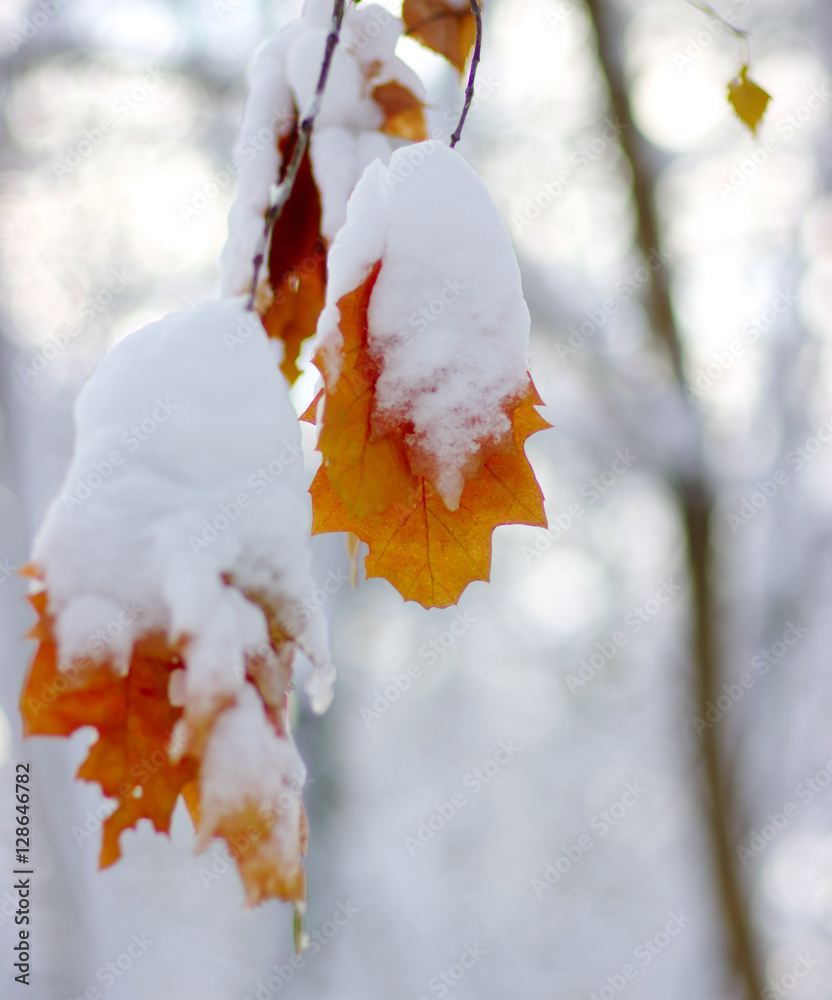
[583,2,766,1000]
[449,0,482,149]
[684,0,751,66]
[246,0,347,312]
[584,9,686,387]
[683,488,766,1000]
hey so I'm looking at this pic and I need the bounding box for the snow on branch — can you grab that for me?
[247,0,347,311]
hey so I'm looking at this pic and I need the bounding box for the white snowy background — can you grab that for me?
[1,0,832,998]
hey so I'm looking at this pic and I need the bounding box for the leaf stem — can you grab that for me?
[246,0,347,312]
[449,0,482,149]
[684,0,751,66]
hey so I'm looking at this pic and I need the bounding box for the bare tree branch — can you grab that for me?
[450,0,483,149]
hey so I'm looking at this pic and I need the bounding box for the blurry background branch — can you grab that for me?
[584,1,765,998]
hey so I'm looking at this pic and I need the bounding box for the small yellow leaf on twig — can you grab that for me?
[727,65,771,136]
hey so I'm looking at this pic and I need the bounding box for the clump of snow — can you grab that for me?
[311,127,392,241]
[315,141,531,509]
[32,298,334,715]
[197,683,308,904]
[198,684,305,843]
[220,0,428,292]
[286,31,380,131]
[219,28,299,298]
[198,685,305,830]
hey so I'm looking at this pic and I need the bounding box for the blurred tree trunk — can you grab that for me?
[583,1,766,997]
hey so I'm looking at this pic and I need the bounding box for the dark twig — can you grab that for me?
[246,0,346,311]
[449,0,482,148]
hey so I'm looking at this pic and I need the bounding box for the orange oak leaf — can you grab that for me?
[261,126,327,385]
[190,682,309,906]
[308,264,549,607]
[299,388,323,424]
[199,777,308,906]
[310,380,548,607]
[403,0,478,75]
[312,263,418,518]
[75,637,198,868]
[21,592,131,738]
[181,778,201,828]
[21,596,195,867]
[20,586,308,904]
[373,80,429,142]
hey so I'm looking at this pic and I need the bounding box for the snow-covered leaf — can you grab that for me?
[306,142,549,607]
[20,300,334,904]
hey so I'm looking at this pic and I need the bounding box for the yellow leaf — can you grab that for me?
[727,65,771,136]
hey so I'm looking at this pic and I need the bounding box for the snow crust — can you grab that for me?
[316,142,531,508]
[220,0,428,293]
[310,127,392,242]
[219,28,299,298]
[32,299,334,714]
[198,684,305,848]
